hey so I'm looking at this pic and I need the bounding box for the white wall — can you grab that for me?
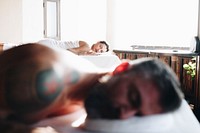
[0,0,22,43]
[0,0,43,44]
[106,0,116,50]
[60,0,78,41]
[107,0,199,49]
[61,0,199,49]
[61,0,107,46]
[0,0,198,48]
[22,0,43,43]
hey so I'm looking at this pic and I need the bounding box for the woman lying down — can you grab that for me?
[0,44,200,133]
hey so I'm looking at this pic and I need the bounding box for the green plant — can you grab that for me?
[183,57,196,79]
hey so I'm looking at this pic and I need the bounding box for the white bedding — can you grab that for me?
[80,53,121,71]
[2,42,19,50]
[85,100,200,133]
[2,42,121,71]
[2,43,121,72]
[31,100,200,133]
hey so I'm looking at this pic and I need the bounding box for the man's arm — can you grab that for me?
[68,41,91,55]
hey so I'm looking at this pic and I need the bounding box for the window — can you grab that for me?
[43,0,60,39]
[45,0,199,49]
[108,0,199,49]
[60,0,107,43]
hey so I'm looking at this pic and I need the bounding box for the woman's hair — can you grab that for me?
[99,41,109,52]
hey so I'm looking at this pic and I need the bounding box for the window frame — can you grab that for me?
[43,0,60,40]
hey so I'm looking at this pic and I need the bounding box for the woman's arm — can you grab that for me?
[68,41,91,55]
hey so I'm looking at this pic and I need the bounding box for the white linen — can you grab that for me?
[80,53,121,71]
[31,100,200,133]
[32,109,86,127]
[32,109,90,133]
[84,100,200,133]
[2,42,19,50]
[38,39,80,49]
[52,45,108,73]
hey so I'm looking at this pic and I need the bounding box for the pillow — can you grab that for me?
[84,100,200,133]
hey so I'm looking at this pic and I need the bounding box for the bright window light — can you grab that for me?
[46,1,57,38]
[110,0,199,49]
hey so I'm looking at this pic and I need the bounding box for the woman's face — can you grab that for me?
[91,42,107,53]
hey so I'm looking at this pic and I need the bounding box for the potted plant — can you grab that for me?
[183,57,196,80]
[183,56,196,110]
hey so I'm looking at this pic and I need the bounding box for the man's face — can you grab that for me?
[106,74,162,118]
[107,77,141,119]
[91,42,107,53]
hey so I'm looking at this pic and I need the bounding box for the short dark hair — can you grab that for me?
[99,41,109,52]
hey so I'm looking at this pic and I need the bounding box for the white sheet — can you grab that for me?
[31,109,88,133]
[32,109,86,127]
[2,43,121,72]
[2,42,19,50]
[31,100,200,133]
[85,100,200,133]
[80,53,121,71]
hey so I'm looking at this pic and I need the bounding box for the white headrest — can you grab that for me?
[84,100,200,133]
[48,45,110,73]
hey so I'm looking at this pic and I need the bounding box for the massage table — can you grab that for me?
[80,52,121,71]
[32,100,200,133]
